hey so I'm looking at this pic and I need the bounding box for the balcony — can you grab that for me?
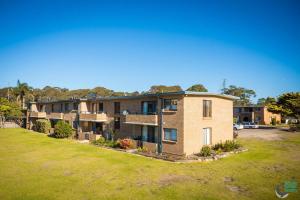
[30,111,47,118]
[124,114,158,126]
[79,112,107,122]
[47,112,64,119]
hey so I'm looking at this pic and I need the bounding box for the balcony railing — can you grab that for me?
[30,111,47,118]
[79,112,107,122]
[124,113,158,126]
[47,112,64,119]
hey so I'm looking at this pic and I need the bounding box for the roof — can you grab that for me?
[30,91,239,104]
[233,105,265,108]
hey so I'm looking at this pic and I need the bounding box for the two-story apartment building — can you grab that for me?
[27,91,238,156]
[233,105,281,125]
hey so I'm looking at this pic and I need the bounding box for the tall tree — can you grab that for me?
[257,97,276,106]
[267,92,300,118]
[223,85,256,106]
[186,84,208,92]
[148,85,182,93]
[13,80,33,109]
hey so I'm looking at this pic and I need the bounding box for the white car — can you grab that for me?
[233,123,244,130]
[242,122,259,129]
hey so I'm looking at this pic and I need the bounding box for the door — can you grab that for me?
[203,128,211,145]
[142,102,148,114]
[142,125,148,141]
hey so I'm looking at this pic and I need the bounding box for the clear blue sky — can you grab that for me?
[0,0,299,100]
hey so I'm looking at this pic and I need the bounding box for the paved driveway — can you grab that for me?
[238,128,285,141]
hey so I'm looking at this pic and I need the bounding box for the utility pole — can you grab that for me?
[221,79,227,94]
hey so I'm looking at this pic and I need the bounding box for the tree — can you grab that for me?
[0,98,22,127]
[222,85,256,106]
[13,80,33,109]
[53,120,73,138]
[186,84,208,92]
[148,85,182,93]
[257,97,276,106]
[267,92,300,118]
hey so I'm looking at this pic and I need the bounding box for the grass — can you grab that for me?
[0,128,299,200]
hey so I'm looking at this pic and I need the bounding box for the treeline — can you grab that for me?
[0,81,209,106]
[0,80,299,122]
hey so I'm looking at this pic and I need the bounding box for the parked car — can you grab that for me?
[233,123,244,130]
[242,122,259,129]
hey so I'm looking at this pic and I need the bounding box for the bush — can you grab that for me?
[200,145,211,157]
[212,140,241,152]
[289,124,300,132]
[35,119,51,134]
[92,136,106,145]
[212,142,224,151]
[233,130,239,139]
[271,118,277,126]
[119,138,134,149]
[137,146,148,153]
[223,140,240,152]
[53,120,73,138]
[105,140,120,148]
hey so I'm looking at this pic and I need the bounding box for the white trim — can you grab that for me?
[123,122,158,126]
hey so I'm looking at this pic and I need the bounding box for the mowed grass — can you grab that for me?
[0,129,299,200]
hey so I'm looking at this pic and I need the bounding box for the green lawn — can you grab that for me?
[0,129,299,200]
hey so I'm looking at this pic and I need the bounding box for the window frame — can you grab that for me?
[163,128,177,142]
[163,99,178,111]
[114,102,120,114]
[99,102,104,112]
[203,100,212,118]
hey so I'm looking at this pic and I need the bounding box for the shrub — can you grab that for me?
[35,119,51,134]
[215,148,223,155]
[92,136,106,145]
[212,142,224,151]
[212,140,241,152]
[105,140,120,148]
[271,118,277,126]
[119,138,134,149]
[53,120,73,138]
[200,145,211,157]
[137,146,148,153]
[289,124,300,132]
[223,140,240,152]
[233,130,239,139]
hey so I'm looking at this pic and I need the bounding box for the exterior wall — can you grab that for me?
[234,106,281,125]
[28,93,235,156]
[161,95,184,155]
[184,96,233,155]
[263,107,281,124]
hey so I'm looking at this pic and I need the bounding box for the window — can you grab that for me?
[203,128,212,145]
[141,101,157,114]
[73,103,78,110]
[60,104,63,112]
[203,100,212,117]
[51,104,54,112]
[164,128,177,142]
[141,126,156,143]
[163,99,178,111]
[114,117,120,130]
[99,102,104,112]
[114,102,120,114]
[65,103,69,112]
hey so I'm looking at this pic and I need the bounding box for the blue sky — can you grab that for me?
[0,0,299,100]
